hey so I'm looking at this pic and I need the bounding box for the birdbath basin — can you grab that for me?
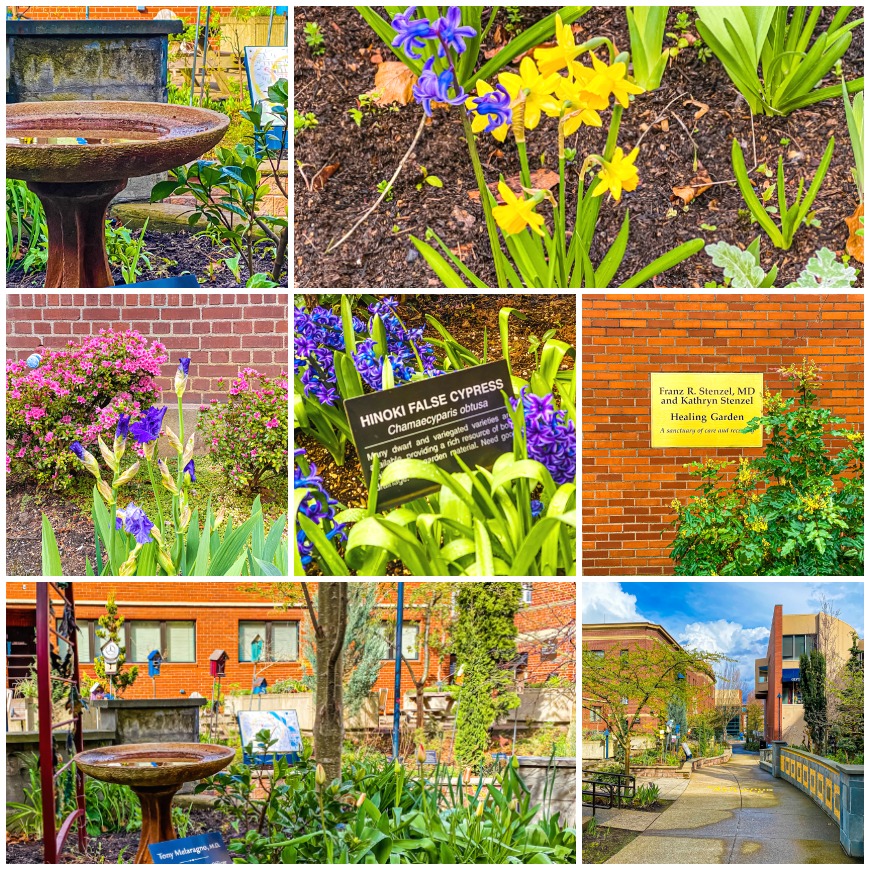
[74,742,234,864]
[7,101,229,287]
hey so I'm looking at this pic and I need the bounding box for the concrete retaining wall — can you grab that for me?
[692,748,732,769]
[517,756,576,826]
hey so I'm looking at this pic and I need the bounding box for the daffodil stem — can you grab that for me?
[583,104,625,250]
[462,113,507,288]
[516,140,532,192]
[558,153,567,286]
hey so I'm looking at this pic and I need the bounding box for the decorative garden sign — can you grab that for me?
[344,360,514,508]
[149,831,231,864]
[650,373,763,448]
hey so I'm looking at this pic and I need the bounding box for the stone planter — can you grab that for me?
[516,756,576,826]
[92,698,206,745]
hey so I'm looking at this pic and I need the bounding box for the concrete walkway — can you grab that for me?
[606,747,856,864]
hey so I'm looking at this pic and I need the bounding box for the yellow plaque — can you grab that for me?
[651,373,764,448]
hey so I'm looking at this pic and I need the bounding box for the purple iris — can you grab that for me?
[70,441,85,460]
[115,414,131,441]
[391,6,436,60]
[183,459,196,482]
[130,406,167,444]
[413,57,467,117]
[433,6,477,57]
[178,357,191,377]
[115,503,155,545]
[471,84,512,132]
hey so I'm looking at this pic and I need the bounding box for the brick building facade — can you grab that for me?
[5,293,288,405]
[11,7,239,22]
[583,294,864,574]
[5,582,575,701]
[582,621,715,735]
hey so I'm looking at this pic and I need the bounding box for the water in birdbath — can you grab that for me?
[8,129,165,145]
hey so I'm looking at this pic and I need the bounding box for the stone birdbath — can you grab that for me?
[74,742,234,864]
[7,101,229,288]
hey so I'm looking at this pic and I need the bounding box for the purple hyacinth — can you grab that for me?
[130,405,167,444]
[511,389,576,485]
[412,57,467,117]
[433,6,477,56]
[115,503,155,545]
[294,448,346,567]
[471,84,512,132]
[391,6,436,60]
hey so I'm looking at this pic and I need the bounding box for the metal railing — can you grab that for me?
[582,771,636,816]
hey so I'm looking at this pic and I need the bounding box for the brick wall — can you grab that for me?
[16,7,238,22]
[583,294,864,576]
[5,293,288,405]
[7,582,576,700]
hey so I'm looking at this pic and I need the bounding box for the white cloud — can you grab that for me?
[582,583,647,624]
[678,619,769,655]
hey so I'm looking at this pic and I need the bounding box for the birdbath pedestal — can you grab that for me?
[7,101,228,288]
[74,742,234,864]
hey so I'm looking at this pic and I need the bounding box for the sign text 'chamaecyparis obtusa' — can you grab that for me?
[651,372,764,448]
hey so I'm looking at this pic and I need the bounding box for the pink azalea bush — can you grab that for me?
[198,368,288,495]
[6,329,168,489]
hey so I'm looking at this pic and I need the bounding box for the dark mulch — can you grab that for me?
[294,6,864,288]
[6,478,100,577]
[7,229,288,289]
[5,808,235,864]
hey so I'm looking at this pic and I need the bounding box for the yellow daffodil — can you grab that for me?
[554,68,608,134]
[492,181,545,236]
[465,80,509,142]
[533,14,586,76]
[498,56,560,130]
[590,147,640,202]
[588,54,645,108]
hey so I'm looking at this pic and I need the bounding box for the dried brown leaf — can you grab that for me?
[845,203,864,264]
[468,168,559,202]
[312,163,340,191]
[683,98,710,120]
[370,62,417,106]
[671,167,713,206]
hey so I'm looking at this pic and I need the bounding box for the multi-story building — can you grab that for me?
[6,582,575,702]
[755,604,863,744]
[582,621,715,735]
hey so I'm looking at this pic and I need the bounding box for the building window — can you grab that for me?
[382,622,419,661]
[126,621,196,663]
[591,649,605,658]
[620,649,629,658]
[239,621,299,662]
[782,684,804,705]
[521,582,533,605]
[589,707,602,723]
[782,635,816,659]
[57,619,95,663]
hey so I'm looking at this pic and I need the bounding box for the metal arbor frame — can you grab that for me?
[36,582,86,863]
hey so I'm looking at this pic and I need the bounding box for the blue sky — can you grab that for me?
[582,582,864,694]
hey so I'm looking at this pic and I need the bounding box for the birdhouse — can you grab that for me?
[251,634,264,663]
[252,677,268,695]
[147,650,163,677]
[210,649,228,677]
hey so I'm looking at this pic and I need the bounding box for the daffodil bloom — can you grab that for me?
[554,73,607,135]
[465,81,510,141]
[590,147,640,202]
[498,56,560,130]
[534,14,586,76]
[492,181,546,236]
[588,54,645,108]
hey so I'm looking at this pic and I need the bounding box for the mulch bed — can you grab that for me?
[6,478,101,577]
[5,808,234,864]
[7,228,288,288]
[294,5,864,288]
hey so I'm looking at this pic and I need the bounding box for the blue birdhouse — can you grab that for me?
[251,635,264,663]
[147,650,163,677]
[252,677,268,695]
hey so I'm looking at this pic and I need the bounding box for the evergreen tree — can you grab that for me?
[667,695,688,745]
[92,591,138,696]
[833,632,864,760]
[799,648,827,753]
[451,583,521,767]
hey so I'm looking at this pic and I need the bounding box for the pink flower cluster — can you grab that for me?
[6,329,168,490]
[199,368,288,495]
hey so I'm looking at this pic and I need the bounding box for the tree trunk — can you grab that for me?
[314,582,348,785]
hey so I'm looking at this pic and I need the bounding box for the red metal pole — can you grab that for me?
[36,584,58,864]
[68,584,87,856]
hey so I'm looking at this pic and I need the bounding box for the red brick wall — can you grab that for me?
[5,293,289,405]
[7,582,576,700]
[583,294,864,575]
[764,605,783,743]
[16,7,238,22]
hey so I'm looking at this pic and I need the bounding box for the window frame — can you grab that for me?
[238,620,300,663]
[521,582,533,605]
[381,621,420,661]
[782,635,794,659]
[57,618,96,663]
[123,620,197,663]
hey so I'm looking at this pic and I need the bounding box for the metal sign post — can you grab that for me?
[392,582,404,761]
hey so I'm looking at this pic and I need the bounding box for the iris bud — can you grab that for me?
[97,436,119,474]
[157,459,179,494]
[417,744,427,764]
[96,479,114,504]
[156,547,176,576]
[182,432,196,466]
[316,763,326,786]
[114,461,140,487]
[165,425,183,455]
[119,544,141,576]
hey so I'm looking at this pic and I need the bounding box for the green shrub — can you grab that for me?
[670,360,863,576]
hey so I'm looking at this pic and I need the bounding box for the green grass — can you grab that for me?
[65,451,288,550]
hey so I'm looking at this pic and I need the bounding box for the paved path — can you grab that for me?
[606,747,856,864]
